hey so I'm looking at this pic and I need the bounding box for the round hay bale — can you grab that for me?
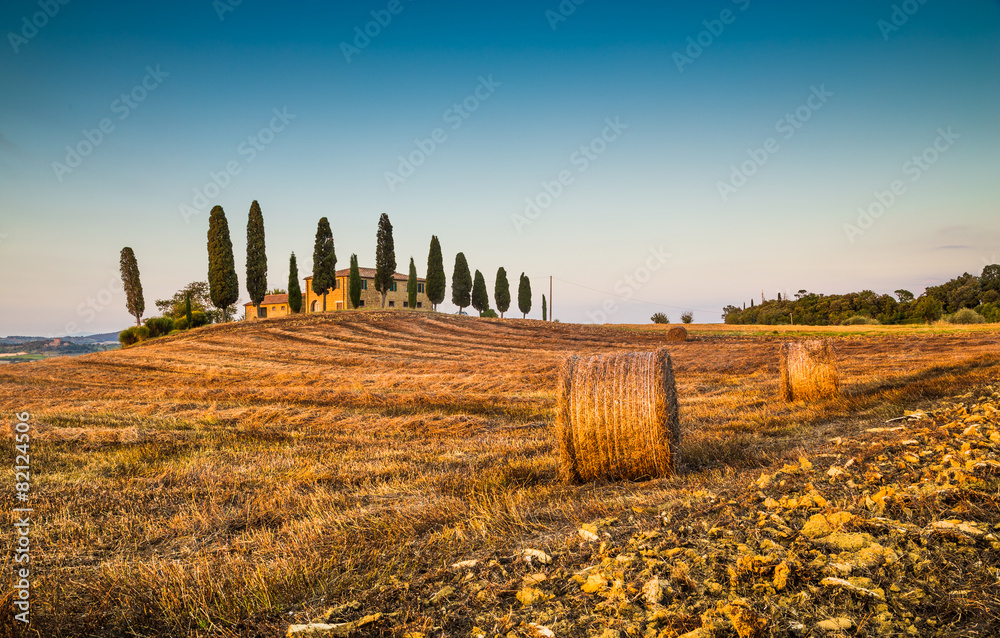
[779,339,840,402]
[665,326,687,342]
[556,348,680,483]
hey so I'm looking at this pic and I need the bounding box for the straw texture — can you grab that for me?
[779,339,840,402]
[556,348,680,483]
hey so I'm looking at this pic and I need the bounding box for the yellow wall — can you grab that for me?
[303,276,430,313]
[243,302,291,320]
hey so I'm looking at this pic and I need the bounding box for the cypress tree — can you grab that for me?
[426,235,446,311]
[246,200,267,317]
[451,252,472,314]
[312,217,336,312]
[518,272,532,319]
[288,252,302,313]
[207,206,239,321]
[349,254,362,309]
[185,292,193,327]
[407,257,418,310]
[471,269,489,315]
[119,247,145,327]
[494,267,510,319]
[542,294,547,321]
[374,213,396,307]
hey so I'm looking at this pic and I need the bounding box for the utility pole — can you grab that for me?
[549,276,553,321]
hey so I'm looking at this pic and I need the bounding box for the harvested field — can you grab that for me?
[2,311,1000,637]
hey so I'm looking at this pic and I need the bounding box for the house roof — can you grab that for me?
[243,294,289,307]
[305,267,424,282]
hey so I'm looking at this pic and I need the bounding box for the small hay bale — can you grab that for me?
[665,326,687,342]
[556,348,680,483]
[779,339,840,402]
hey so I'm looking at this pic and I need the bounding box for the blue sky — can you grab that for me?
[1,0,998,335]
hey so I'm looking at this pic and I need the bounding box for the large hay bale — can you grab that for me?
[665,326,687,342]
[779,339,840,402]
[556,348,680,482]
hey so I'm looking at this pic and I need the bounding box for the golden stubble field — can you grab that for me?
[2,311,1000,637]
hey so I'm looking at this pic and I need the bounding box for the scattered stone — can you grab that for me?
[815,617,854,632]
[524,549,552,565]
[821,577,884,599]
[430,586,454,604]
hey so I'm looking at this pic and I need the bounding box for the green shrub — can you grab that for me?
[480,309,498,318]
[144,316,175,338]
[978,302,1000,323]
[949,308,986,324]
[681,311,694,324]
[651,312,669,324]
[118,325,151,346]
[173,317,188,331]
[842,315,880,325]
[189,311,210,328]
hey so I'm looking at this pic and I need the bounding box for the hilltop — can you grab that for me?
[2,312,1000,637]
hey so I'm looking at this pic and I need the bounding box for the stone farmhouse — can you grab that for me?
[243,267,430,319]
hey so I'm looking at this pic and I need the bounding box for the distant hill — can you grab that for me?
[1,330,124,344]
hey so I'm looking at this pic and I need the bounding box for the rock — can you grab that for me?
[642,577,664,605]
[815,617,854,632]
[286,613,382,637]
[822,532,871,552]
[451,559,478,569]
[722,604,769,638]
[581,572,608,594]
[516,586,552,606]
[579,528,599,542]
[821,577,884,599]
[528,624,555,638]
[524,549,552,564]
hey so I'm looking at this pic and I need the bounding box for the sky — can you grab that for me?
[1,0,998,336]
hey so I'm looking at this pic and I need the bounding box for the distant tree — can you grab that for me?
[312,217,336,312]
[982,264,1000,294]
[894,289,915,304]
[913,295,943,324]
[246,200,267,317]
[207,206,239,321]
[374,213,396,308]
[407,257,418,309]
[651,312,669,324]
[518,273,532,318]
[184,292,193,327]
[426,235,446,311]
[288,253,302,313]
[795,289,808,300]
[681,311,694,324]
[542,294,547,321]
[267,288,286,295]
[451,252,472,313]
[777,292,782,302]
[471,269,489,314]
[494,267,511,318]
[155,282,231,323]
[721,305,740,323]
[349,254,362,309]
[119,247,145,327]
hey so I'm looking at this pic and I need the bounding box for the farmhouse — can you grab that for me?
[243,294,291,320]
[304,268,429,313]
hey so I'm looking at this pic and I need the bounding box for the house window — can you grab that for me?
[388,301,395,307]
[418,283,424,293]
[358,300,365,307]
[257,306,267,318]
[417,302,422,308]
[403,301,408,308]
[311,301,317,312]
[390,281,397,292]
[361,280,368,290]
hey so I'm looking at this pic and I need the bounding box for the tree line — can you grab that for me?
[722,264,1000,325]
[118,204,542,344]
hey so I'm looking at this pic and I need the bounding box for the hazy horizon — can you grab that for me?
[2,1,998,336]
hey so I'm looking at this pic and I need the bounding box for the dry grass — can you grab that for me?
[1,310,1000,637]
[779,339,840,402]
